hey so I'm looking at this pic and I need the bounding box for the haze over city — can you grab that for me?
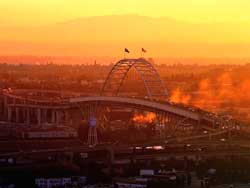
[1,0,250,59]
[2,1,250,188]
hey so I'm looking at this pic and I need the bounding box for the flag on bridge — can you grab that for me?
[141,48,147,58]
[124,48,130,59]
[125,48,130,53]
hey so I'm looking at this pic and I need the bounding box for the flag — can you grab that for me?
[125,48,130,53]
[142,48,147,53]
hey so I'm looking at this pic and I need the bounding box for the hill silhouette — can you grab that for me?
[0,14,250,57]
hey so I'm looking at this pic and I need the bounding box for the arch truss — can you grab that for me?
[101,58,168,100]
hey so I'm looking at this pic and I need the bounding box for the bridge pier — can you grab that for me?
[156,112,166,139]
[64,111,71,125]
[37,108,41,126]
[3,95,8,118]
[51,110,56,124]
[22,108,25,123]
[56,110,61,125]
[26,108,30,125]
[7,106,12,122]
[15,107,19,123]
[43,109,48,125]
[88,126,98,147]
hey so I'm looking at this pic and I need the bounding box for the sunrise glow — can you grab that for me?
[0,0,250,58]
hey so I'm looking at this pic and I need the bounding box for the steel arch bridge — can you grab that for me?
[1,58,246,147]
[101,58,168,100]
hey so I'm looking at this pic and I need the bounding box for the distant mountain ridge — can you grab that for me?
[1,14,249,43]
[0,14,250,57]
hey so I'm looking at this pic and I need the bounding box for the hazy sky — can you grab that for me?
[1,0,250,58]
[1,0,250,26]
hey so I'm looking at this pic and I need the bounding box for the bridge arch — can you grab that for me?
[101,58,168,100]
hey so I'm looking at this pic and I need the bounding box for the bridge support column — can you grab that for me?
[43,109,47,125]
[26,108,30,125]
[56,111,61,125]
[88,126,98,147]
[3,95,8,118]
[22,108,25,123]
[51,110,56,124]
[7,106,12,122]
[15,107,19,123]
[37,108,41,126]
[156,112,165,139]
[163,113,167,138]
[64,111,70,125]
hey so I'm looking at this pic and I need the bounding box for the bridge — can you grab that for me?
[0,58,244,148]
[101,58,168,99]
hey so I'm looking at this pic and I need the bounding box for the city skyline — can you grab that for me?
[1,2,250,186]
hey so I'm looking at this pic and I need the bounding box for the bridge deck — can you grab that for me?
[70,96,201,121]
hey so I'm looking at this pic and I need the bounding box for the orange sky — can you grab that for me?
[0,0,250,58]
